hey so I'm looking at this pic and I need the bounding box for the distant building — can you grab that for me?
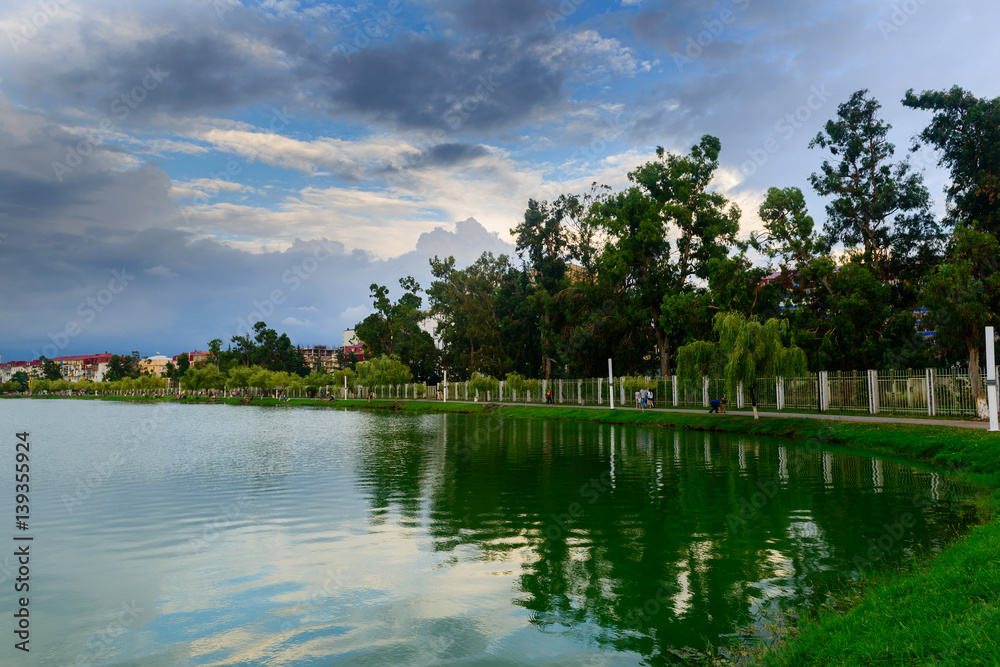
[173,351,211,365]
[51,353,117,382]
[140,355,172,377]
[300,345,339,372]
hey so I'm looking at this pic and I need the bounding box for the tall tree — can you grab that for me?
[512,197,572,380]
[355,278,439,382]
[903,86,1000,236]
[809,89,942,281]
[921,225,1000,419]
[594,135,741,376]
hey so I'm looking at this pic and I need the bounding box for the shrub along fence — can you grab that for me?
[91,367,986,419]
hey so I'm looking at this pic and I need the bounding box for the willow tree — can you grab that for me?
[678,312,806,420]
[356,354,414,388]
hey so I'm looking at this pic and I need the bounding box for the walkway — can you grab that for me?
[434,399,994,430]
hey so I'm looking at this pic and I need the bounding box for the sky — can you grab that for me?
[0,0,997,362]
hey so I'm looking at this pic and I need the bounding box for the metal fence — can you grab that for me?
[364,367,993,419]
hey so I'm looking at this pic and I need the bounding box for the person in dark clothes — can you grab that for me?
[708,398,722,413]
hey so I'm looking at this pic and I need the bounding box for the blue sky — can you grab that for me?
[1,0,997,361]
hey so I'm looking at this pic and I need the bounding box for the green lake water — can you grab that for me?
[0,400,976,665]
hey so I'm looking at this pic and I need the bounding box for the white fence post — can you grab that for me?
[926,368,936,417]
[737,381,744,409]
[702,376,709,407]
[819,371,829,411]
[868,369,879,414]
[598,377,602,406]
[672,375,678,407]
[987,326,998,431]
[620,377,625,406]
[776,377,785,410]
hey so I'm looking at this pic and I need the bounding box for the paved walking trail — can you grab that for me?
[438,399,994,430]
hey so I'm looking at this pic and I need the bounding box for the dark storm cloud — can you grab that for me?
[423,143,490,166]
[5,2,577,135]
[305,33,564,132]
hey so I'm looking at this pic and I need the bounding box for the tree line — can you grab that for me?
[353,86,1000,414]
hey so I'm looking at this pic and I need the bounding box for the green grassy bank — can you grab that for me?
[11,394,1000,664]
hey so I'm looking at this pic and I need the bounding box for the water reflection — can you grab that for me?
[355,416,975,662]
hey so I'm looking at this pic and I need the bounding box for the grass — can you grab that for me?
[11,393,1000,664]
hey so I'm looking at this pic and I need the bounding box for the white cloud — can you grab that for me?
[146,265,179,277]
[339,305,370,323]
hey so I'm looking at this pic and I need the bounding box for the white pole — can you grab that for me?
[344,375,347,400]
[444,370,447,402]
[987,326,998,432]
[608,358,614,409]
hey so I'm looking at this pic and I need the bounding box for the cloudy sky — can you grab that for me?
[0,0,996,362]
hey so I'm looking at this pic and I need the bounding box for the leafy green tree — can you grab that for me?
[227,365,254,393]
[11,371,30,391]
[903,86,1000,236]
[809,89,942,281]
[230,322,308,374]
[335,348,360,371]
[356,354,413,387]
[104,352,141,382]
[468,372,500,399]
[356,278,439,382]
[594,135,741,376]
[752,186,834,294]
[208,338,224,371]
[512,197,576,379]
[180,365,226,391]
[921,225,1000,419]
[503,372,540,403]
[39,356,62,381]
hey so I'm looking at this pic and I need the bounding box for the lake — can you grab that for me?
[0,400,975,665]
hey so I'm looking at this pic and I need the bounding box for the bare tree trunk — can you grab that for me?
[656,327,670,380]
[968,341,989,420]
